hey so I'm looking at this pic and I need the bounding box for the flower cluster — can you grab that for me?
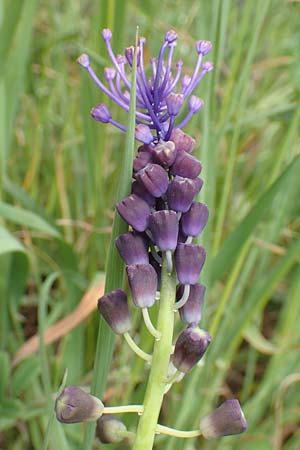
[56,29,248,447]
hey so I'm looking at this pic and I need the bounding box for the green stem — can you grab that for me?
[156,424,202,438]
[133,255,176,450]
[103,405,144,414]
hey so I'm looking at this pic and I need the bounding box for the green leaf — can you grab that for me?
[0,202,61,238]
[0,351,10,401]
[0,226,26,254]
[12,356,41,397]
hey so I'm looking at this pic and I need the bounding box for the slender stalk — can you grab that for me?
[142,308,161,339]
[123,332,152,362]
[133,255,176,450]
[103,405,144,414]
[156,424,202,438]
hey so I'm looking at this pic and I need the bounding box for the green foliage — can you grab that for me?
[1,0,300,449]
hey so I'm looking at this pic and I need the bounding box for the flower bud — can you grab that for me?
[199,399,247,439]
[133,150,153,172]
[115,231,149,265]
[178,283,205,325]
[181,202,209,237]
[98,289,132,334]
[55,386,104,423]
[102,28,112,41]
[132,181,156,206]
[166,93,184,116]
[103,67,116,81]
[165,30,177,43]
[171,151,202,179]
[116,194,150,232]
[126,264,157,308]
[77,53,90,68]
[196,40,212,55]
[91,104,112,123]
[175,243,206,284]
[135,124,153,144]
[170,128,195,153]
[96,414,127,443]
[172,327,211,373]
[149,210,179,251]
[189,96,204,114]
[167,176,199,213]
[136,163,169,198]
[152,140,177,167]
[202,61,214,72]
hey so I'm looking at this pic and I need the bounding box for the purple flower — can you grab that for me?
[98,289,132,334]
[172,327,211,373]
[149,210,179,251]
[115,231,149,265]
[78,30,212,141]
[199,399,247,438]
[116,194,150,231]
[175,243,206,284]
[55,386,104,423]
[126,264,158,308]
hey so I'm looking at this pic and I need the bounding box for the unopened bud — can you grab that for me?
[55,386,104,424]
[200,399,247,438]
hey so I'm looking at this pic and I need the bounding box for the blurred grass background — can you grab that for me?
[1,0,300,449]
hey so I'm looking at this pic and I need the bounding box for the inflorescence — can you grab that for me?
[55,29,247,447]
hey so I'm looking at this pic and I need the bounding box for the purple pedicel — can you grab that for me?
[181,202,209,237]
[200,399,247,439]
[115,231,149,265]
[152,140,177,167]
[178,283,206,325]
[136,163,169,198]
[175,243,206,284]
[171,151,202,179]
[149,210,179,252]
[131,180,156,206]
[172,327,211,373]
[126,264,158,308]
[97,289,132,335]
[116,194,150,232]
[167,176,199,213]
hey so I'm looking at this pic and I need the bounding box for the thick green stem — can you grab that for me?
[132,255,176,450]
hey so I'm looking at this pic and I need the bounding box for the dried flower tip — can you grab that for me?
[136,163,169,198]
[126,264,157,308]
[96,414,127,443]
[196,40,212,55]
[199,399,247,439]
[172,327,211,373]
[55,386,104,424]
[98,289,132,334]
[135,124,153,144]
[91,104,112,123]
[175,243,206,284]
[116,194,150,232]
[152,140,177,167]
[77,53,90,68]
[149,210,179,252]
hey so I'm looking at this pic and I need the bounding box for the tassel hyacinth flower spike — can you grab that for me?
[55,29,247,449]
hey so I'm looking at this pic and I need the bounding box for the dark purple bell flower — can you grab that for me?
[179,283,206,324]
[97,289,132,335]
[175,243,206,284]
[181,202,209,237]
[167,176,199,213]
[149,210,179,251]
[133,150,153,172]
[152,140,177,167]
[115,231,149,265]
[116,194,150,232]
[172,326,211,373]
[171,151,202,179]
[126,263,157,308]
[96,414,127,443]
[55,386,104,423]
[200,399,247,439]
[131,180,156,206]
[170,128,195,153]
[136,163,169,198]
